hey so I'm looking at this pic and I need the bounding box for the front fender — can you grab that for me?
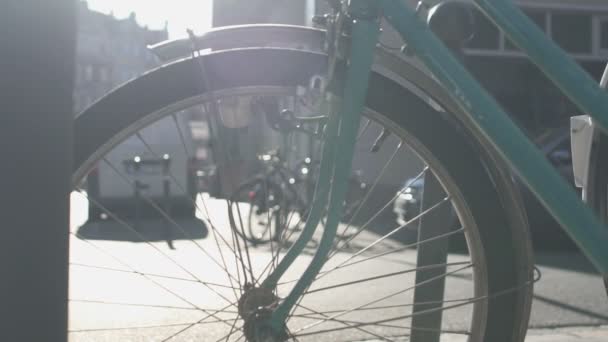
[149,24,328,62]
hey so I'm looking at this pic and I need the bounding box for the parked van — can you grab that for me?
[86,115,197,221]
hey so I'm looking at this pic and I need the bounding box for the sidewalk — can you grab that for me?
[526,326,608,341]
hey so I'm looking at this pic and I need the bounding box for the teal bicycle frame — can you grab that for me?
[261,0,608,332]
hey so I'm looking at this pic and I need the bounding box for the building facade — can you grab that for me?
[463,0,608,136]
[206,0,608,201]
[213,0,317,27]
[74,1,168,113]
[212,0,608,138]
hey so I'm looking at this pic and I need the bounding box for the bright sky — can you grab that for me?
[86,0,213,38]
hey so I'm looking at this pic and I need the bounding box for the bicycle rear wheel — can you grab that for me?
[70,48,533,341]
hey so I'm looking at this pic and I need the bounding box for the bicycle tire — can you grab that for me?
[72,48,533,341]
[229,178,285,245]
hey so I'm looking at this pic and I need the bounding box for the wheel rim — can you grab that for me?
[70,86,489,341]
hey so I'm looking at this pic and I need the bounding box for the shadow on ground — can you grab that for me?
[76,217,208,242]
[534,251,600,275]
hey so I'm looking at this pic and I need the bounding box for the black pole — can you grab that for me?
[0,1,76,341]
[410,173,451,342]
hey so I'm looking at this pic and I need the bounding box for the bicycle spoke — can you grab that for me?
[254,180,311,280]
[69,235,243,327]
[70,256,237,334]
[219,316,242,342]
[135,128,236,254]
[278,228,466,286]
[227,200,248,288]
[167,114,243,253]
[253,136,331,284]
[227,200,255,286]
[160,301,239,342]
[67,73,523,342]
[70,299,195,312]
[263,178,278,285]
[330,194,450,262]
[291,272,539,340]
[71,246,237,335]
[70,262,237,290]
[290,301,443,316]
[292,303,396,342]
[271,206,296,275]
[286,294,499,337]
[336,140,403,240]
[70,298,240,315]
[257,204,306,279]
[136,130,248,299]
[291,311,470,335]
[69,322,203,333]
[292,317,471,339]
[330,167,429,258]
[233,199,256,283]
[77,191,238,308]
[282,262,469,339]
[209,199,243,299]
[232,210,248,292]
[304,261,471,296]
[292,263,473,334]
[101,158,246,288]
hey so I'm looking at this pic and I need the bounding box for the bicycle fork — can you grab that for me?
[251,2,384,339]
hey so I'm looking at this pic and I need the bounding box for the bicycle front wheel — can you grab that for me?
[70,48,533,341]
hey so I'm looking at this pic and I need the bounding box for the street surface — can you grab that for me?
[68,193,607,341]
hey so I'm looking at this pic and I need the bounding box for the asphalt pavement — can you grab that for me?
[525,251,608,341]
[68,192,608,341]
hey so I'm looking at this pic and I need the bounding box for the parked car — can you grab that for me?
[393,178,425,226]
[87,116,197,221]
[393,175,460,226]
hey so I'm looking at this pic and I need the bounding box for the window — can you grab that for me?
[73,94,80,112]
[84,65,93,81]
[552,12,592,54]
[466,9,500,49]
[98,66,109,82]
[75,64,82,83]
[600,18,608,51]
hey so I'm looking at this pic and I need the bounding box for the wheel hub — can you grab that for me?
[238,285,288,342]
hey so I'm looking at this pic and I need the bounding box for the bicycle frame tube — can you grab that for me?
[382,0,608,274]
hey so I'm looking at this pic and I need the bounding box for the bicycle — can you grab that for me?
[228,149,367,245]
[228,150,315,245]
[68,0,608,341]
